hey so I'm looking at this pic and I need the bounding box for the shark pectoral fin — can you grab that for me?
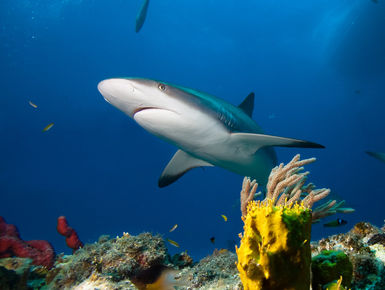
[158,150,214,187]
[238,92,255,118]
[230,133,324,155]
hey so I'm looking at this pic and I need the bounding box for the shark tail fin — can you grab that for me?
[158,150,213,187]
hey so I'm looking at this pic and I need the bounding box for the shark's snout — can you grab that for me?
[98,78,144,117]
[98,79,135,99]
[98,79,120,104]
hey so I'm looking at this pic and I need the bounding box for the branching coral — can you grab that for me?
[240,177,260,217]
[237,154,355,289]
[240,154,354,222]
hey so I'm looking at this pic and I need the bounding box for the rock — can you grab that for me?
[0,257,32,290]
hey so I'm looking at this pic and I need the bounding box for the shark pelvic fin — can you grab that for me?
[230,132,324,155]
[159,150,214,187]
[238,92,255,118]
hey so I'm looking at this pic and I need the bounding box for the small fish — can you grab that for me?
[29,101,38,108]
[323,218,347,227]
[169,224,178,232]
[42,123,54,132]
[221,214,228,222]
[354,89,361,94]
[336,208,355,214]
[135,0,150,33]
[210,237,215,244]
[166,238,179,248]
[218,249,228,254]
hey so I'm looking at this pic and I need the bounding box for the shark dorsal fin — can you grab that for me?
[158,150,213,187]
[238,92,255,118]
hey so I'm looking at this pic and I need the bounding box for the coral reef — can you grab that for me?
[57,216,83,252]
[236,154,354,290]
[311,222,385,289]
[42,244,240,290]
[46,233,241,289]
[176,249,241,289]
[0,155,381,289]
[46,232,180,289]
[0,217,55,268]
[0,222,384,289]
[311,250,353,289]
[0,257,49,289]
[236,200,312,290]
[0,257,32,290]
[368,233,385,246]
[0,232,241,289]
[240,154,354,223]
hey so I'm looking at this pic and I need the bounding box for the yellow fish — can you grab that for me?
[166,238,179,248]
[169,224,178,232]
[42,123,54,132]
[29,101,38,108]
[221,214,228,222]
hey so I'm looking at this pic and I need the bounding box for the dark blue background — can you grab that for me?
[1,0,384,259]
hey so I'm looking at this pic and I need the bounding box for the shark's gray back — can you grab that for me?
[169,83,278,167]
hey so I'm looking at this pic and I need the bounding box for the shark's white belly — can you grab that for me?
[134,108,274,183]
[133,107,229,150]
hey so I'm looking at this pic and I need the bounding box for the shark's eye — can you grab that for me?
[158,83,166,91]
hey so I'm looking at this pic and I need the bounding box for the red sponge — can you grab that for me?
[57,216,83,251]
[0,216,55,268]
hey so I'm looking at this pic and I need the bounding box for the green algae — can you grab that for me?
[312,250,353,289]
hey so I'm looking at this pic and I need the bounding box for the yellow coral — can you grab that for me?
[236,200,312,290]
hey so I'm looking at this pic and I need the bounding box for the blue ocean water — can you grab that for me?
[0,0,384,260]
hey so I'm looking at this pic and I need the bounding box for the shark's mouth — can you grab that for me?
[132,106,159,116]
[103,96,111,104]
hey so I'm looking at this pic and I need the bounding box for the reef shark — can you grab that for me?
[98,78,324,187]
